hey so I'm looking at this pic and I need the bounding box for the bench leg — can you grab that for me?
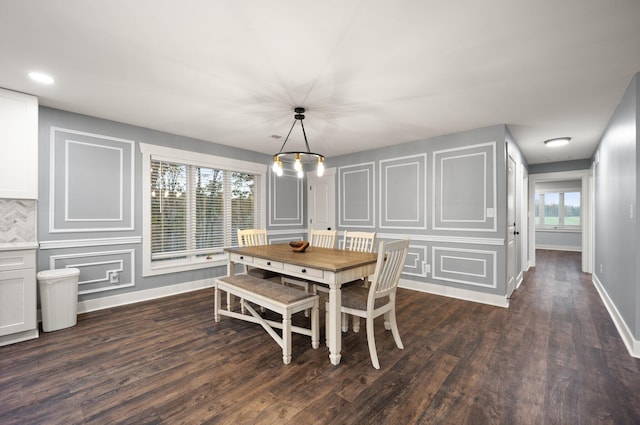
[282,316,292,365]
[214,284,221,322]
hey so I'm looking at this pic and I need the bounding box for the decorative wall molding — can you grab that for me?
[39,236,142,250]
[268,170,304,227]
[432,142,497,232]
[338,162,375,228]
[403,244,428,277]
[379,154,427,229]
[377,232,504,246]
[432,246,497,288]
[49,127,135,233]
[49,249,135,295]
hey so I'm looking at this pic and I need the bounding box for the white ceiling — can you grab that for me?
[1,0,639,165]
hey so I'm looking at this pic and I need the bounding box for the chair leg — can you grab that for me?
[282,315,292,365]
[388,307,404,349]
[383,311,391,330]
[366,316,380,369]
[341,312,348,332]
[352,315,360,333]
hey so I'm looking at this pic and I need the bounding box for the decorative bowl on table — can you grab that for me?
[289,240,310,252]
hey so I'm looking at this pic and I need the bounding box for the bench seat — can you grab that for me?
[214,274,319,364]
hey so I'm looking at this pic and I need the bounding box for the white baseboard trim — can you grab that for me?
[77,278,214,314]
[399,278,509,308]
[592,274,640,358]
[0,328,39,347]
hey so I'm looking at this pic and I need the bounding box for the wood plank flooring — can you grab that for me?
[1,250,639,424]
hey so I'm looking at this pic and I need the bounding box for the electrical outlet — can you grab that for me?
[109,271,119,284]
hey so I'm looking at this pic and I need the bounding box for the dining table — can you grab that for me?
[223,243,378,365]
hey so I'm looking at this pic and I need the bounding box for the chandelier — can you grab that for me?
[271,107,325,178]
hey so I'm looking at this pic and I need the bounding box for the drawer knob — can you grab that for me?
[267,261,271,265]
[239,256,244,260]
[301,269,307,273]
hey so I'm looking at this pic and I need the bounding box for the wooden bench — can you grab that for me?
[214,274,319,364]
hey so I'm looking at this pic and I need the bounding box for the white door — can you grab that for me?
[307,169,335,231]
[507,155,517,297]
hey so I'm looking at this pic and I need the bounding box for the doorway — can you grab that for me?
[307,168,336,232]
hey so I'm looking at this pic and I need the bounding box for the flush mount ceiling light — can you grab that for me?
[28,71,55,85]
[544,137,571,147]
[271,107,325,179]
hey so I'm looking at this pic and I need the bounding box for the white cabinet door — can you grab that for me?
[0,88,38,199]
[0,249,37,343]
[0,268,37,336]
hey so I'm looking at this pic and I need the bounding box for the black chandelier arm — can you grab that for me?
[277,119,298,154]
[299,119,312,153]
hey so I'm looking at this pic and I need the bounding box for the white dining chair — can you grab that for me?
[341,231,376,332]
[326,239,409,369]
[342,230,376,253]
[237,228,280,279]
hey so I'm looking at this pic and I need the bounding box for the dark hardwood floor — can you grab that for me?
[2,250,639,424]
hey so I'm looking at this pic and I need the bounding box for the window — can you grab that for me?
[141,144,267,276]
[534,191,581,228]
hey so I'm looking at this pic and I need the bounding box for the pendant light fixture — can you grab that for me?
[272,107,325,178]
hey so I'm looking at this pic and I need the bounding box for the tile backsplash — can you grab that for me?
[0,199,37,243]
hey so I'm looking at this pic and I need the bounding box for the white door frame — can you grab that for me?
[306,167,336,232]
[528,169,592,273]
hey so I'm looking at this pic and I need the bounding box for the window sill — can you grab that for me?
[535,227,581,233]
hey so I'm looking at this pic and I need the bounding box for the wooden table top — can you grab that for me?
[225,243,378,272]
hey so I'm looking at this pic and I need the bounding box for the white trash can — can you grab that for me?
[37,268,80,332]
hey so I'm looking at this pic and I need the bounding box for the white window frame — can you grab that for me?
[140,143,267,276]
[535,191,582,231]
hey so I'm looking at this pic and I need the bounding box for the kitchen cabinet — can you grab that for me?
[0,248,38,346]
[0,88,38,199]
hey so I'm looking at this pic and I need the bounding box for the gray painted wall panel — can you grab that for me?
[593,73,638,339]
[37,107,278,302]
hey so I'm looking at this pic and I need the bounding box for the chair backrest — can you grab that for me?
[309,229,338,249]
[343,231,376,253]
[237,228,268,247]
[368,239,409,300]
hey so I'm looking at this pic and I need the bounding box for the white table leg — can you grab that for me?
[328,283,342,365]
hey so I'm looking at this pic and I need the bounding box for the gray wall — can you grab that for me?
[329,124,527,302]
[593,73,638,339]
[37,107,527,308]
[36,107,305,302]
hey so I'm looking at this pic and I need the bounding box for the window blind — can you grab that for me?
[150,159,260,263]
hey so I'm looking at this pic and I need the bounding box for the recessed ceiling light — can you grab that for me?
[544,137,571,147]
[28,71,55,85]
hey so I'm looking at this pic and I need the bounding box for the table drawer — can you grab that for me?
[253,257,284,270]
[284,263,324,279]
[229,253,253,264]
